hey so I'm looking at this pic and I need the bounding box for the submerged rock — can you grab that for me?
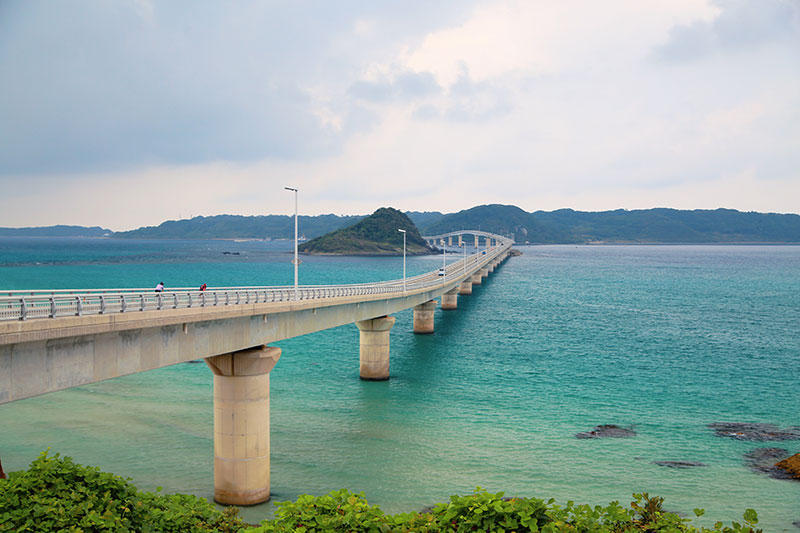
[709,422,800,441]
[775,453,800,480]
[743,448,794,479]
[575,424,636,439]
[653,461,706,469]
[792,520,800,528]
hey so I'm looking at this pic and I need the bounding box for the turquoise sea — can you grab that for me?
[0,238,798,530]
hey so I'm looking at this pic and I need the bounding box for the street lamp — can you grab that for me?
[462,241,466,277]
[284,187,298,301]
[398,229,406,293]
[442,240,446,275]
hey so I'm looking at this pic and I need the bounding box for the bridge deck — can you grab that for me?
[0,233,511,404]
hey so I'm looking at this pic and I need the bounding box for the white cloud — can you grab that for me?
[402,0,719,86]
[1,0,798,229]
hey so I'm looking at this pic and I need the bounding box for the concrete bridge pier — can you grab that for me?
[480,267,489,279]
[413,300,436,334]
[356,316,396,380]
[205,345,281,506]
[458,280,472,295]
[471,272,482,285]
[441,288,458,310]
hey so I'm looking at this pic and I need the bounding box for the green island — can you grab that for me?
[0,451,766,532]
[298,207,436,256]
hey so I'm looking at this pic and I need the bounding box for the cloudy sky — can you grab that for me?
[1,0,798,230]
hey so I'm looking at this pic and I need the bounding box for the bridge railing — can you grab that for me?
[0,237,510,322]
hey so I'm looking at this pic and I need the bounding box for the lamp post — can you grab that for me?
[462,241,467,276]
[398,229,406,293]
[284,187,298,301]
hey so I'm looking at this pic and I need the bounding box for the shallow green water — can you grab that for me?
[1,240,798,529]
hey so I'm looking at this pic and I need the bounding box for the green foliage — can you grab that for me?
[246,489,765,533]
[420,205,800,244]
[544,499,635,532]
[0,225,110,237]
[113,214,365,240]
[40,204,799,243]
[249,489,390,532]
[0,451,244,533]
[300,207,434,255]
[630,492,666,525]
[0,453,766,533]
[421,488,550,532]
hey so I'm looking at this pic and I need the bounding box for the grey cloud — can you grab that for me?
[394,71,440,99]
[348,71,440,102]
[341,106,380,136]
[445,71,513,122]
[0,0,479,176]
[653,0,800,62]
[413,104,440,120]
[410,68,513,123]
[349,80,395,102]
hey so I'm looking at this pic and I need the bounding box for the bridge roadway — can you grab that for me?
[0,230,512,505]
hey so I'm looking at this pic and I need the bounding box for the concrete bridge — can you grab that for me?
[0,231,512,505]
[424,230,506,249]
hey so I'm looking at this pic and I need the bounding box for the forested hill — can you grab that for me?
[4,207,799,243]
[299,207,435,255]
[112,214,364,240]
[112,212,444,240]
[0,225,111,237]
[419,206,800,244]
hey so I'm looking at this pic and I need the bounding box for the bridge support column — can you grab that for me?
[356,316,395,380]
[458,235,463,246]
[413,300,436,334]
[471,272,482,285]
[441,288,458,310]
[458,280,472,295]
[480,267,489,279]
[205,345,281,506]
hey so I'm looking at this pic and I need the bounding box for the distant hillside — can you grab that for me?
[5,206,799,243]
[299,207,436,255]
[0,225,111,237]
[419,205,800,244]
[406,211,445,229]
[420,204,551,243]
[532,208,800,243]
[113,214,364,240]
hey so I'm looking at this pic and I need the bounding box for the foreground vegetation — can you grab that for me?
[0,452,243,532]
[0,452,764,532]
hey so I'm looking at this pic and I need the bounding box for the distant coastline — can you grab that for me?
[2,205,799,244]
[3,235,799,247]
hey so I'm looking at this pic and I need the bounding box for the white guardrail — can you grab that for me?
[1,236,510,322]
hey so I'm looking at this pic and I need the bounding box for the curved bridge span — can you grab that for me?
[0,230,513,505]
